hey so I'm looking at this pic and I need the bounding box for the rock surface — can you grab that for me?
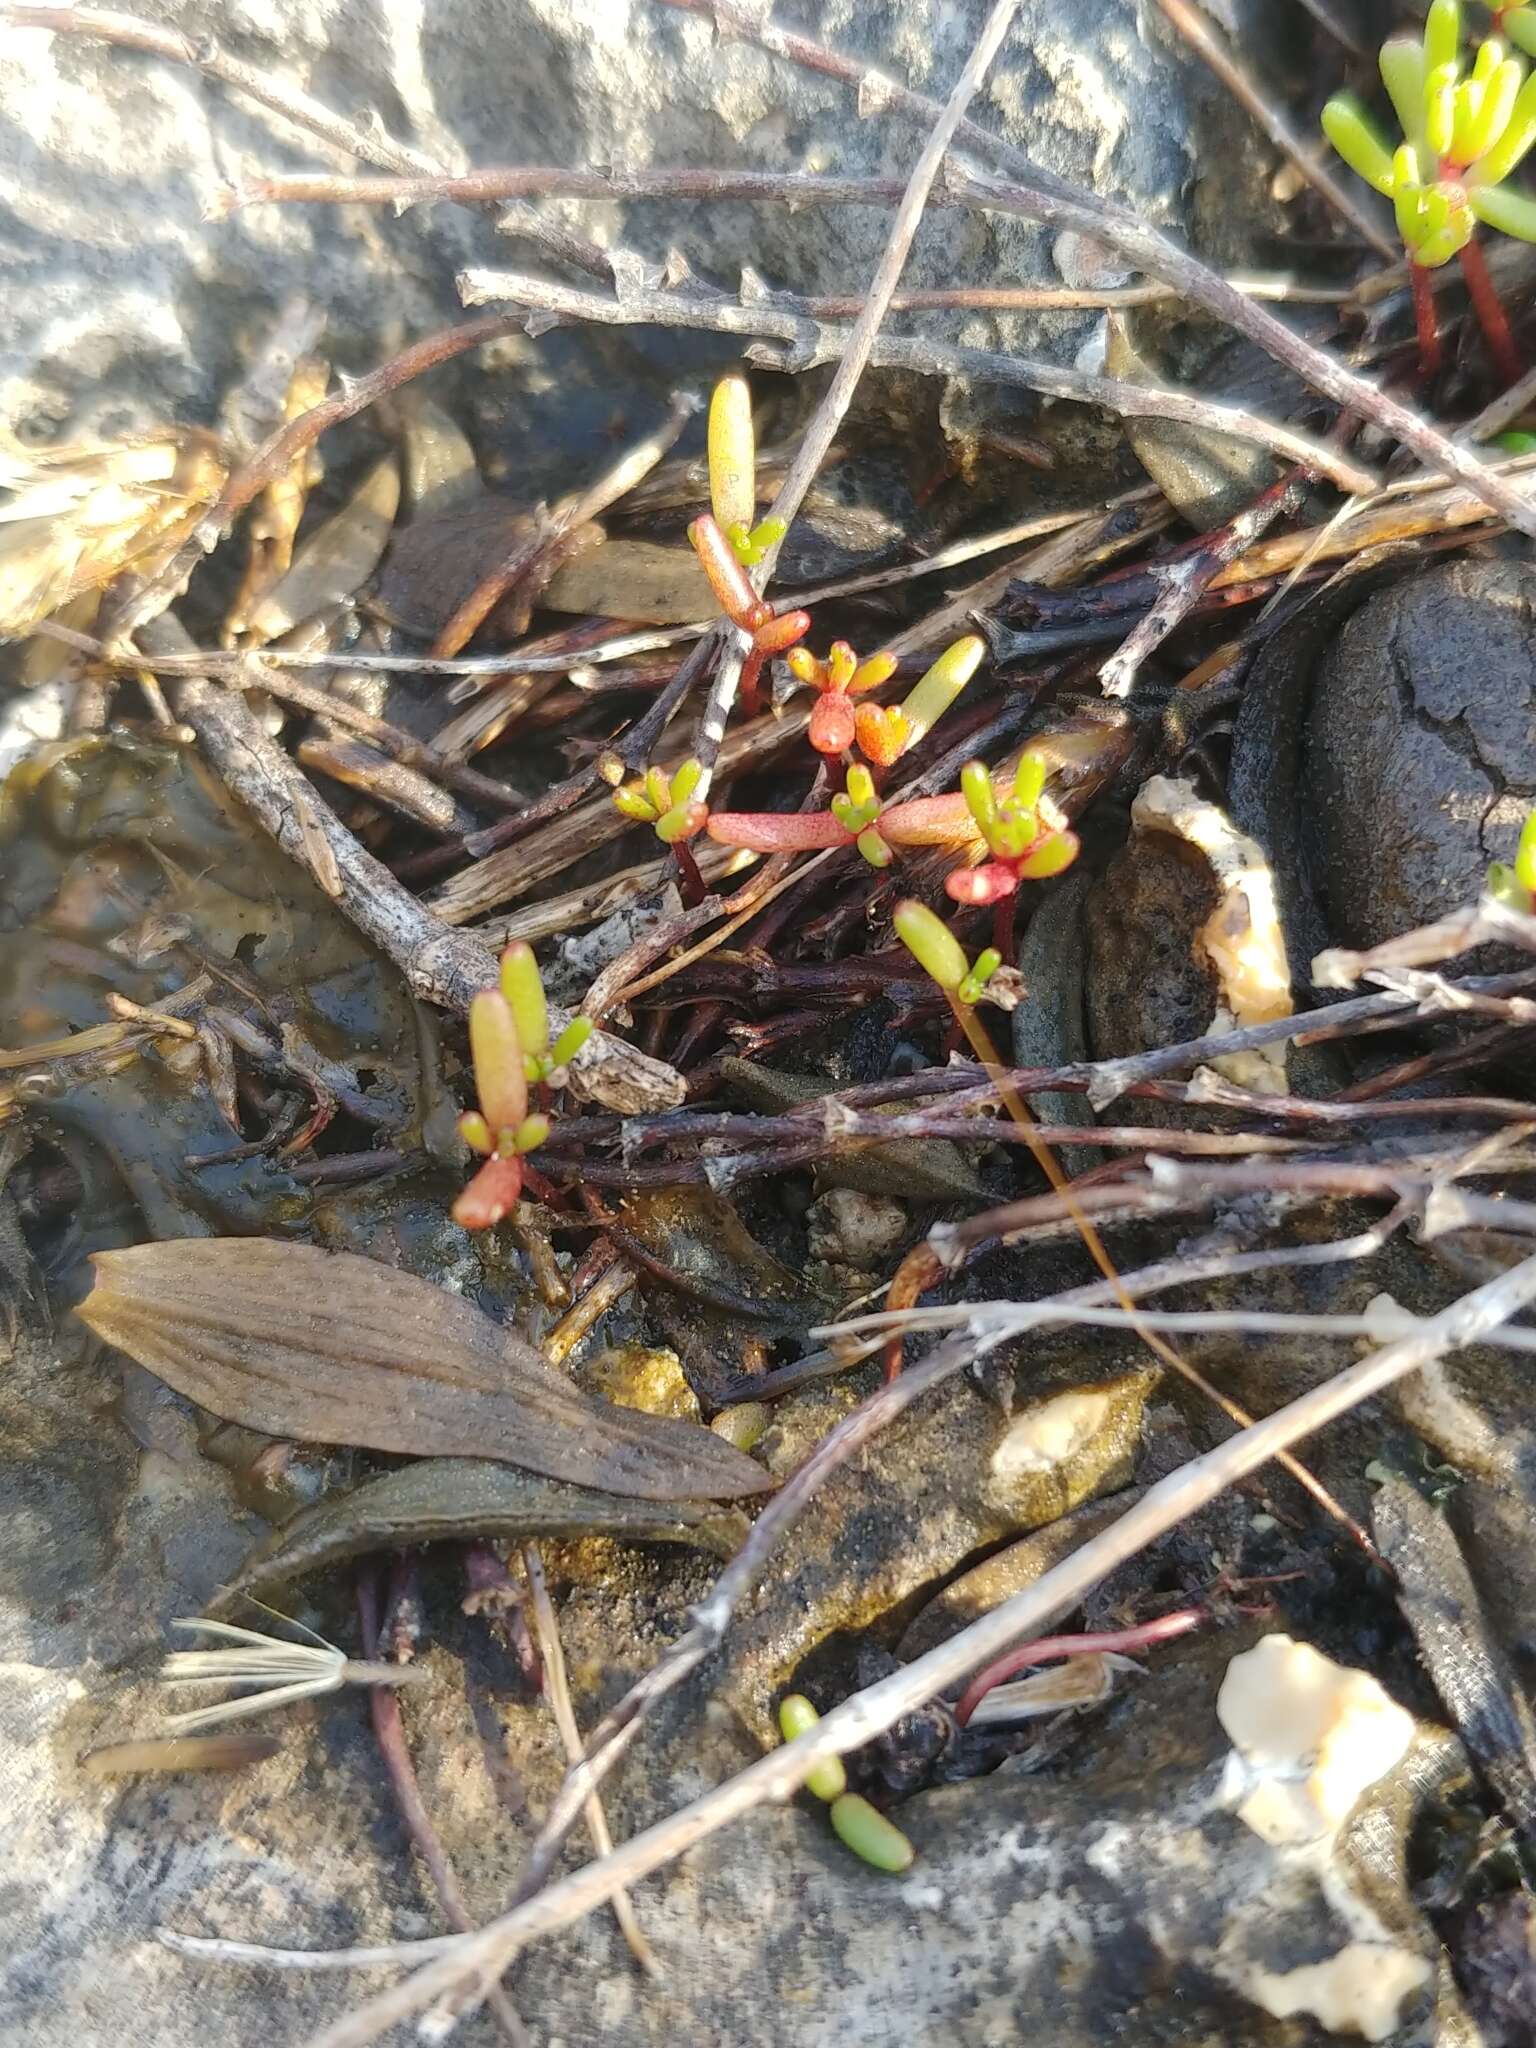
[0,1,1220,452]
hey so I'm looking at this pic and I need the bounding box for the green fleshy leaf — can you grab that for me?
[1470,68,1536,181]
[1381,36,1429,152]
[1322,95,1398,191]
[1469,178,1536,237]
[1424,0,1461,79]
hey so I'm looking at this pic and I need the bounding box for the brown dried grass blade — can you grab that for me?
[77,1239,769,1502]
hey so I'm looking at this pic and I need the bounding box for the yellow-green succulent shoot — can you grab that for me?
[706,370,787,565]
[1323,1,1536,266]
[829,762,891,869]
[498,941,591,1086]
[777,1694,848,1802]
[1488,3,1536,62]
[612,757,708,843]
[828,1793,916,1873]
[1487,804,1536,906]
[893,899,1003,1007]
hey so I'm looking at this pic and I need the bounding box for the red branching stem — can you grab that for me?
[1458,235,1523,389]
[953,1608,1207,1727]
[1409,262,1443,382]
[738,647,766,720]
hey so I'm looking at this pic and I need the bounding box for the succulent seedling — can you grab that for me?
[611,756,711,903]
[453,944,587,1230]
[688,511,811,718]
[1323,0,1536,379]
[893,900,1007,1007]
[612,757,708,843]
[787,639,900,754]
[855,632,987,768]
[945,750,1080,905]
[1487,804,1536,905]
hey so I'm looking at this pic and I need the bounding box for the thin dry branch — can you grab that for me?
[751,0,1027,574]
[457,270,1380,496]
[271,1253,1536,2048]
[139,615,684,1113]
[519,1548,653,1975]
[659,0,1536,540]
[1151,0,1394,254]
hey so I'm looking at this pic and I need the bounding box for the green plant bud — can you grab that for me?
[1492,429,1536,451]
[855,824,893,868]
[777,1693,849,1801]
[1467,54,1522,160]
[1505,5,1536,59]
[708,373,757,535]
[894,899,971,993]
[899,632,984,744]
[1425,0,1461,79]
[1426,61,1458,156]
[514,1112,551,1154]
[1322,94,1398,191]
[1018,830,1080,881]
[960,758,999,835]
[500,942,549,1063]
[468,990,526,1136]
[613,783,659,823]
[829,1793,915,1871]
[550,1015,594,1070]
[1516,807,1536,894]
[458,1110,494,1155]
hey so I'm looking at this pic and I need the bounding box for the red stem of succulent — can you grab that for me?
[671,837,709,907]
[738,647,766,719]
[953,1608,1207,1727]
[1458,235,1523,389]
[1409,262,1443,382]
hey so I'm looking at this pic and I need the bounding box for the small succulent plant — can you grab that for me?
[945,751,1079,905]
[611,756,709,844]
[799,631,986,769]
[1324,0,1535,377]
[893,899,1007,1007]
[453,943,590,1230]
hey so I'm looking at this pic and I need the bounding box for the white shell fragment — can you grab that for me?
[991,1386,1121,1482]
[1131,775,1293,1093]
[1216,1633,1415,1847]
[1241,1944,1433,2044]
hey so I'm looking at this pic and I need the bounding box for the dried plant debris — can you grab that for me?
[220,1456,748,1605]
[77,1238,770,1500]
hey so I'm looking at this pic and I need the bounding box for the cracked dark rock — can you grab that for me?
[1304,557,1536,953]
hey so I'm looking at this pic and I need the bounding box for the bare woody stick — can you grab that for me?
[292,1252,1536,2048]
[456,269,1380,495]
[660,0,1536,542]
[139,614,685,1113]
[691,0,1028,792]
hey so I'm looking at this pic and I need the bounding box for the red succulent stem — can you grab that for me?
[1409,262,1443,382]
[953,1608,1207,1728]
[1458,235,1523,389]
[671,837,709,907]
